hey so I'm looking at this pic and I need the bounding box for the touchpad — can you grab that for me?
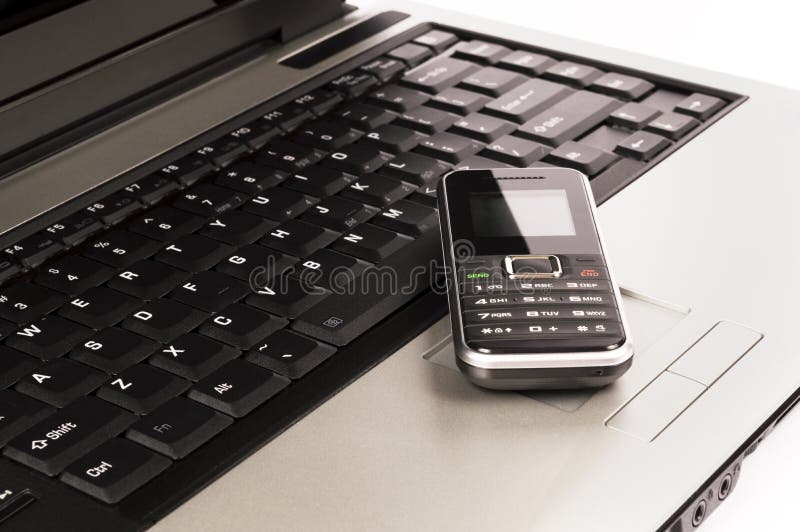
[424,288,689,412]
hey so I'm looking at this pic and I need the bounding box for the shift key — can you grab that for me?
[517,91,621,146]
[3,396,136,476]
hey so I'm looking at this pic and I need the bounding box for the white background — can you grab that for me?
[404,1,800,530]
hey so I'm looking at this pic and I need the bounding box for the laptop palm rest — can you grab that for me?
[425,288,689,412]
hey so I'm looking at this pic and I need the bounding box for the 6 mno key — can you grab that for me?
[437,167,634,389]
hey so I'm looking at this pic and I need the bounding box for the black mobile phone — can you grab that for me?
[437,167,634,390]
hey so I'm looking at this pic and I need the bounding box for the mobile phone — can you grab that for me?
[437,167,633,390]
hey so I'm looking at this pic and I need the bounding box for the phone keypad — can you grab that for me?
[458,254,625,351]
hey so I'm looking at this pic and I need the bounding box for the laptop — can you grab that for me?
[0,0,797,530]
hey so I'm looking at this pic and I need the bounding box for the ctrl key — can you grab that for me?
[126,397,232,459]
[61,438,171,504]
[2,397,136,476]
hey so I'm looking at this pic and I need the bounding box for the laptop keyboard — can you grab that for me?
[0,25,736,509]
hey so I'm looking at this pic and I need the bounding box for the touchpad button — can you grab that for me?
[668,321,762,386]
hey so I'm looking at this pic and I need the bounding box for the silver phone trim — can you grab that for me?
[440,167,635,371]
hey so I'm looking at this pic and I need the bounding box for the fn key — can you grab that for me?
[126,397,232,459]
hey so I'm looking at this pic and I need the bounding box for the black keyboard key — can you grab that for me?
[59,287,141,329]
[0,318,16,340]
[428,87,490,115]
[483,134,548,166]
[615,131,671,161]
[127,397,231,459]
[608,102,661,129]
[108,260,188,299]
[188,359,289,418]
[359,56,405,83]
[340,102,395,130]
[452,155,512,170]
[362,124,424,154]
[35,255,113,294]
[340,173,415,207]
[247,329,336,379]
[97,365,190,414]
[0,260,21,285]
[413,29,458,53]
[0,390,52,446]
[84,193,142,225]
[6,316,92,361]
[459,66,525,97]
[518,91,621,146]
[241,187,317,222]
[378,152,450,185]
[372,200,438,236]
[150,333,240,381]
[263,102,315,133]
[387,43,432,67]
[544,60,604,88]
[402,56,478,94]
[395,106,458,134]
[200,210,275,245]
[644,111,700,140]
[325,143,393,174]
[15,358,106,407]
[0,346,38,389]
[483,78,573,123]
[159,155,215,186]
[199,303,287,349]
[122,174,180,206]
[4,396,136,476]
[246,276,328,319]
[591,72,654,100]
[574,125,630,154]
[215,161,286,195]
[452,40,510,64]
[328,71,380,99]
[415,131,484,162]
[44,213,103,247]
[407,186,439,208]
[448,113,514,143]
[545,141,618,176]
[215,245,296,282]
[295,120,362,151]
[293,249,366,290]
[283,166,355,197]
[368,85,429,113]
[496,50,556,76]
[169,271,248,312]
[260,220,339,258]
[128,206,205,242]
[172,184,246,217]
[122,299,208,343]
[292,230,439,346]
[70,327,158,373]
[675,93,725,120]
[61,438,171,504]
[195,135,250,167]
[3,233,62,268]
[226,124,273,152]
[300,196,378,232]
[293,88,343,117]
[83,230,161,268]
[156,234,234,272]
[0,283,64,324]
[258,140,326,173]
[331,224,412,262]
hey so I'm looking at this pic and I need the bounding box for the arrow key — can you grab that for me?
[615,131,671,161]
